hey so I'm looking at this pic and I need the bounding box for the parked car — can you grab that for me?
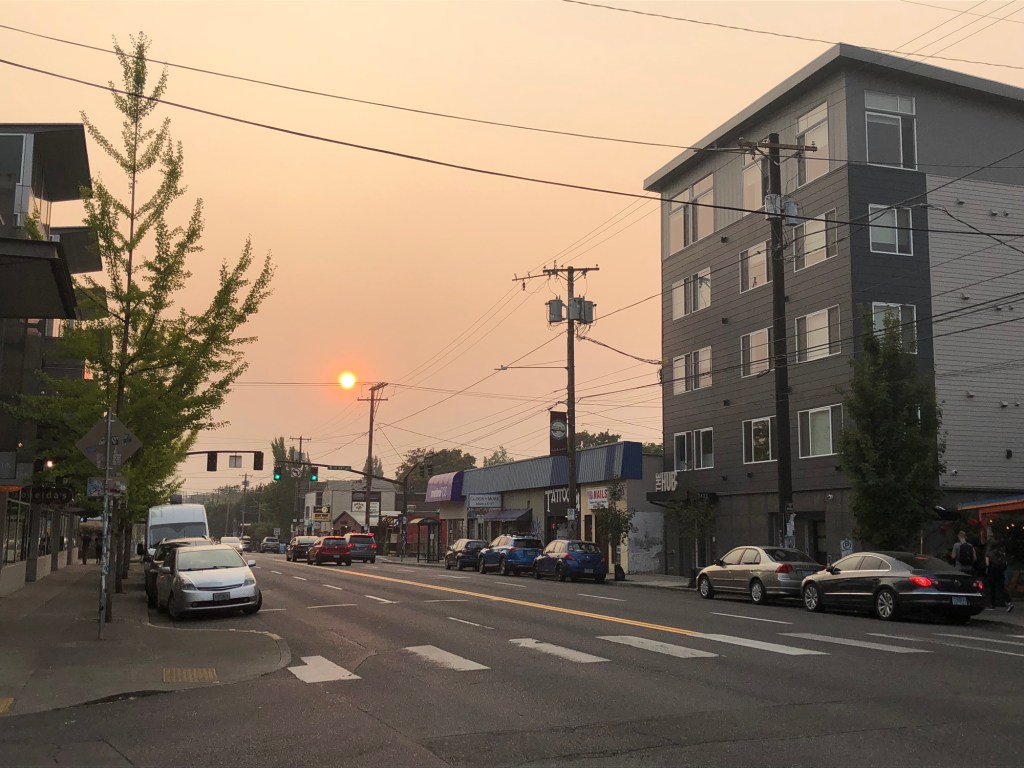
[478,534,544,576]
[801,551,987,623]
[241,535,253,552]
[533,539,608,583]
[697,546,823,604]
[444,539,487,571]
[155,544,262,620]
[342,532,377,563]
[307,536,352,566]
[260,536,280,553]
[220,536,244,554]
[144,537,211,608]
[286,535,319,562]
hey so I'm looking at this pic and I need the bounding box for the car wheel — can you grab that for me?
[557,564,567,582]
[370,558,375,564]
[697,575,714,599]
[500,557,510,576]
[479,558,488,574]
[534,566,543,580]
[445,558,452,570]
[802,582,823,612]
[345,559,352,566]
[874,588,899,621]
[749,579,768,605]
[285,551,291,562]
[167,593,182,622]
[455,560,463,571]
[146,584,157,609]
[242,590,263,615]
[594,574,606,584]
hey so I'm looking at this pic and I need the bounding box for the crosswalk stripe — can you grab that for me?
[448,616,494,630]
[869,633,1024,658]
[510,638,608,663]
[598,635,717,659]
[288,656,360,683]
[580,594,625,602]
[308,604,357,609]
[934,633,1024,647]
[699,633,827,656]
[270,570,282,574]
[783,633,928,653]
[322,584,345,591]
[711,612,791,625]
[406,645,489,671]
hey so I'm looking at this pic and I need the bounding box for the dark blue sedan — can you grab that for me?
[533,540,608,583]
[478,535,543,576]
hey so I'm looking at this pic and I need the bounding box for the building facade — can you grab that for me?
[644,44,1024,573]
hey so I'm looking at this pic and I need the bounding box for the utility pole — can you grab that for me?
[519,265,599,539]
[241,473,249,538]
[739,134,815,545]
[359,383,388,532]
[289,435,310,531]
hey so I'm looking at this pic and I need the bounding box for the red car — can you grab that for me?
[306,536,352,566]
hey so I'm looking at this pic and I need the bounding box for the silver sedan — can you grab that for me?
[155,544,262,620]
[697,546,823,604]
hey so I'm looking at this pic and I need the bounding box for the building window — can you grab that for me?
[872,302,917,352]
[796,102,829,187]
[741,327,773,377]
[793,209,838,271]
[674,428,714,471]
[742,154,767,211]
[795,306,841,362]
[673,347,712,394]
[743,416,777,463]
[739,242,771,292]
[667,174,715,253]
[868,204,913,255]
[799,404,843,458]
[865,91,916,169]
[672,268,711,319]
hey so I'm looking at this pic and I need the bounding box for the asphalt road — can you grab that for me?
[3,554,1023,767]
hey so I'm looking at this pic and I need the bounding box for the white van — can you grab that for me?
[146,502,210,556]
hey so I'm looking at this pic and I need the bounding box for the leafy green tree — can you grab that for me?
[264,437,300,531]
[641,442,664,456]
[839,310,945,549]
[363,455,384,478]
[482,446,512,467]
[575,430,621,449]
[594,478,635,564]
[396,448,477,493]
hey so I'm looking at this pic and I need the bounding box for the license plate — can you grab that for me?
[334,555,341,561]
[584,568,594,574]
[213,591,230,601]
[952,596,968,606]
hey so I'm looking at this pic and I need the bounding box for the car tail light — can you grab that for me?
[775,563,794,574]
[370,543,377,550]
[974,579,985,591]
[563,553,575,561]
[507,547,518,552]
[909,575,934,588]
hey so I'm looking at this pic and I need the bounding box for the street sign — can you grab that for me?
[273,527,281,537]
[86,476,128,498]
[75,416,140,469]
[566,508,577,521]
[326,465,352,471]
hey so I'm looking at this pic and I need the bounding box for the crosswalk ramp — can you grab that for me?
[285,630,950,684]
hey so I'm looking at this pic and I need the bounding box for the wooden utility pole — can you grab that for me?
[359,383,388,532]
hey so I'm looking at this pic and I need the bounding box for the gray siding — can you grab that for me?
[927,177,1024,490]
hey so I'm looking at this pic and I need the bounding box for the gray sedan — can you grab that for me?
[156,544,262,620]
[697,546,823,604]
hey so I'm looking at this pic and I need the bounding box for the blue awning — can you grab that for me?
[480,509,531,522]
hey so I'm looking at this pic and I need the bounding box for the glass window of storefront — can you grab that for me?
[4,498,30,565]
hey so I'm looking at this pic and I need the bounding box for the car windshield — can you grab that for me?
[567,542,601,554]
[150,522,207,547]
[765,548,814,563]
[465,541,484,549]
[513,539,543,549]
[177,549,245,571]
[890,553,950,571]
[221,537,240,544]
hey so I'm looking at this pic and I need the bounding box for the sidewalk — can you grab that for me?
[0,561,290,718]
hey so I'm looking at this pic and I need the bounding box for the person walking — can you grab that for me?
[986,538,1014,612]
[80,534,92,564]
[952,530,976,574]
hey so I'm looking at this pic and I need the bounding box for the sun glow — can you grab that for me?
[339,371,357,389]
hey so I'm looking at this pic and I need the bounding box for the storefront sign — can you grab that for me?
[549,411,567,456]
[425,472,463,502]
[655,471,679,492]
[586,487,609,509]
[468,493,501,509]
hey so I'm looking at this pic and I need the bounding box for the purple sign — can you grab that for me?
[424,471,464,502]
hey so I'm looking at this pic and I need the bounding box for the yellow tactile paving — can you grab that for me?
[162,668,218,683]
[0,697,13,714]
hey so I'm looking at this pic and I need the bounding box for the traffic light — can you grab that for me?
[309,466,319,482]
[273,465,283,481]
[206,452,217,471]
[253,451,264,471]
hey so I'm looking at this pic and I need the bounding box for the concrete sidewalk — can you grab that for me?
[0,562,290,717]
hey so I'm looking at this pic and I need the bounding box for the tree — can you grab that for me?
[482,446,512,467]
[363,455,384,478]
[594,478,635,565]
[641,442,664,456]
[575,430,621,449]
[264,437,300,532]
[664,494,717,570]
[395,448,477,493]
[16,33,275,609]
[839,310,945,549]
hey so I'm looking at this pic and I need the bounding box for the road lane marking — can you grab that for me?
[293,576,307,581]
[308,604,357,609]
[406,645,489,671]
[700,634,826,656]
[782,633,928,654]
[288,656,360,683]
[365,595,396,604]
[935,633,1024,647]
[510,638,608,663]
[323,584,346,591]
[711,612,792,625]
[869,633,1024,657]
[579,593,625,602]
[599,635,718,659]
[448,616,494,630]
[425,599,468,603]
[270,570,282,574]
[439,575,471,579]
[490,581,527,588]
[261,608,287,612]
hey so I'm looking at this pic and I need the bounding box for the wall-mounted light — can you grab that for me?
[1006,449,1013,459]
[834,464,843,472]
[955,199,965,206]
[966,390,975,398]
[721,317,729,324]
[746,472,754,479]
[720,235,729,243]
[723,399,731,407]
[721,475,728,482]
[826,493,835,501]
[960,293,970,301]
[951,469,959,475]
[1001,401,1010,408]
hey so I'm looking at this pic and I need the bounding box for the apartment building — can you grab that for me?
[644,44,1024,571]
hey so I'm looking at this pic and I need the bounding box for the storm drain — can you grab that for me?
[162,668,218,683]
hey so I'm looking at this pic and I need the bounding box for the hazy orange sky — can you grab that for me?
[5,1,1024,495]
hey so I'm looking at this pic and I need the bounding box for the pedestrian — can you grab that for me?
[985,538,1014,612]
[94,536,102,565]
[80,534,92,564]
[952,530,976,574]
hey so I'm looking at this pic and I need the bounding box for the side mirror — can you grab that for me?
[247,559,256,566]
[827,566,840,575]
[158,566,171,574]
[715,559,725,567]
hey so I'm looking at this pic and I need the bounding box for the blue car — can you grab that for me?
[533,540,608,583]
[478,534,544,576]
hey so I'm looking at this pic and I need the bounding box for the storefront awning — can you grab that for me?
[480,508,531,522]
[408,517,440,526]
[424,471,464,503]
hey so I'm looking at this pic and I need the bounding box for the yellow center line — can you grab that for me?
[326,569,702,638]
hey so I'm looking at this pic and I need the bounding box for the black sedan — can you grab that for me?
[286,536,319,562]
[801,551,986,623]
[444,539,487,571]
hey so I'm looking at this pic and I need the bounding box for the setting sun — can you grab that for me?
[339,371,357,389]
